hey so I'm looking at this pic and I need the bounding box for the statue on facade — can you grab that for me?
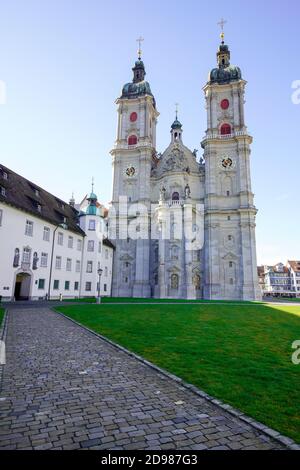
[32,252,39,270]
[13,248,20,267]
[184,183,191,199]
[160,185,166,201]
[171,273,179,289]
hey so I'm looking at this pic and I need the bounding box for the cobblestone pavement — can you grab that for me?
[0,307,285,450]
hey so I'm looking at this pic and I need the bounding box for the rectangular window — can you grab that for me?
[22,247,31,263]
[66,258,72,271]
[89,220,96,231]
[105,266,108,277]
[98,242,102,253]
[65,281,70,291]
[55,256,62,269]
[57,232,63,245]
[74,281,79,291]
[25,220,33,236]
[0,209,3,226]
[86,261,93,273]
[53,280,59,290]
[87,240,94,252]
[38,279,45,290]
[104,284,107,292]
[68,236,73,248]
[85,282,92,291]
[43,226,50,241]
[105,249,108,260]
[0,186,6,196]
[77,239,82,251]
[41,252,48,267]
[76,260,81,272]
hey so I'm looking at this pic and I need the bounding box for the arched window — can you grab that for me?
[128,135,137,145]
[220,123,232,135]
[172,192,180,201]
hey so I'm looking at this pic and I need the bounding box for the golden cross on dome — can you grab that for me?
[91,177,94,193]
[217,17,227,42]
[175,102,179,119]
[136,36,144,59]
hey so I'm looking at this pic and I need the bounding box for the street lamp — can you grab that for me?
[97,268,103,304]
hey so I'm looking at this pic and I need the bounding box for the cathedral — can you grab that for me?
[110,33,261,300]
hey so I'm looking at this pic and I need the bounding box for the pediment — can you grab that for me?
[222,252,238,260]
[120,253,134,261]
[167,265,181,273]
[153,141,200,177]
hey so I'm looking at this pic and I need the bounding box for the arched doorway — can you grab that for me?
[14,272,32,300]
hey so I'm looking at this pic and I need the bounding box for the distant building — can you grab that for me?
[257,261,300,298]
[0,164,114,301]
[287,260,300,296]
[257,266,266,294]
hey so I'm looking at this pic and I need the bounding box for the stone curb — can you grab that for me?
[0,308,9,393]
[53,307,300,451]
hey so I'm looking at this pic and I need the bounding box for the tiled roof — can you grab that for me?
[0,164,85,236]
[288,260,300,272]
[103,238,115,250]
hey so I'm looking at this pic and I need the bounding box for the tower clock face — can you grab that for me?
[130,112,138,122]
[126,166,136,177]
[222,157,233,168]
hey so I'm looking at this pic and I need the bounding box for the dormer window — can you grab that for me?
[0,167,8,180]
[0,186,6,196]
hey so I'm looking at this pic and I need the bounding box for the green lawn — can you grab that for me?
[64,296,265,304]
[56,302,300,443]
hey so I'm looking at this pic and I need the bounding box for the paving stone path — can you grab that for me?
[0,307,285,450]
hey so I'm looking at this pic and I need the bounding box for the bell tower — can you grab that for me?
[110,42,159,297]
[202,27,261,300]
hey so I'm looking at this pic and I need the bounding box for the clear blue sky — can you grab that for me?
[0,0,299,265]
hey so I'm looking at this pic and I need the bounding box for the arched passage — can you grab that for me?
[14,272,32,300]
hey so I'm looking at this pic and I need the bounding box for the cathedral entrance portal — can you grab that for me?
[14,272,32,300]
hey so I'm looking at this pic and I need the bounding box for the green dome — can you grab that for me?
[121,80,153,99]
[88,192,97,200]
[120,57,155,106]
[209,64,242,84]
[171,118,182,130]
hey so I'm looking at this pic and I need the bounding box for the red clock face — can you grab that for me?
[221,99,229,110]
[130,112,137,122]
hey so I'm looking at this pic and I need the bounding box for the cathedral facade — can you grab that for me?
[110,37,261,300]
